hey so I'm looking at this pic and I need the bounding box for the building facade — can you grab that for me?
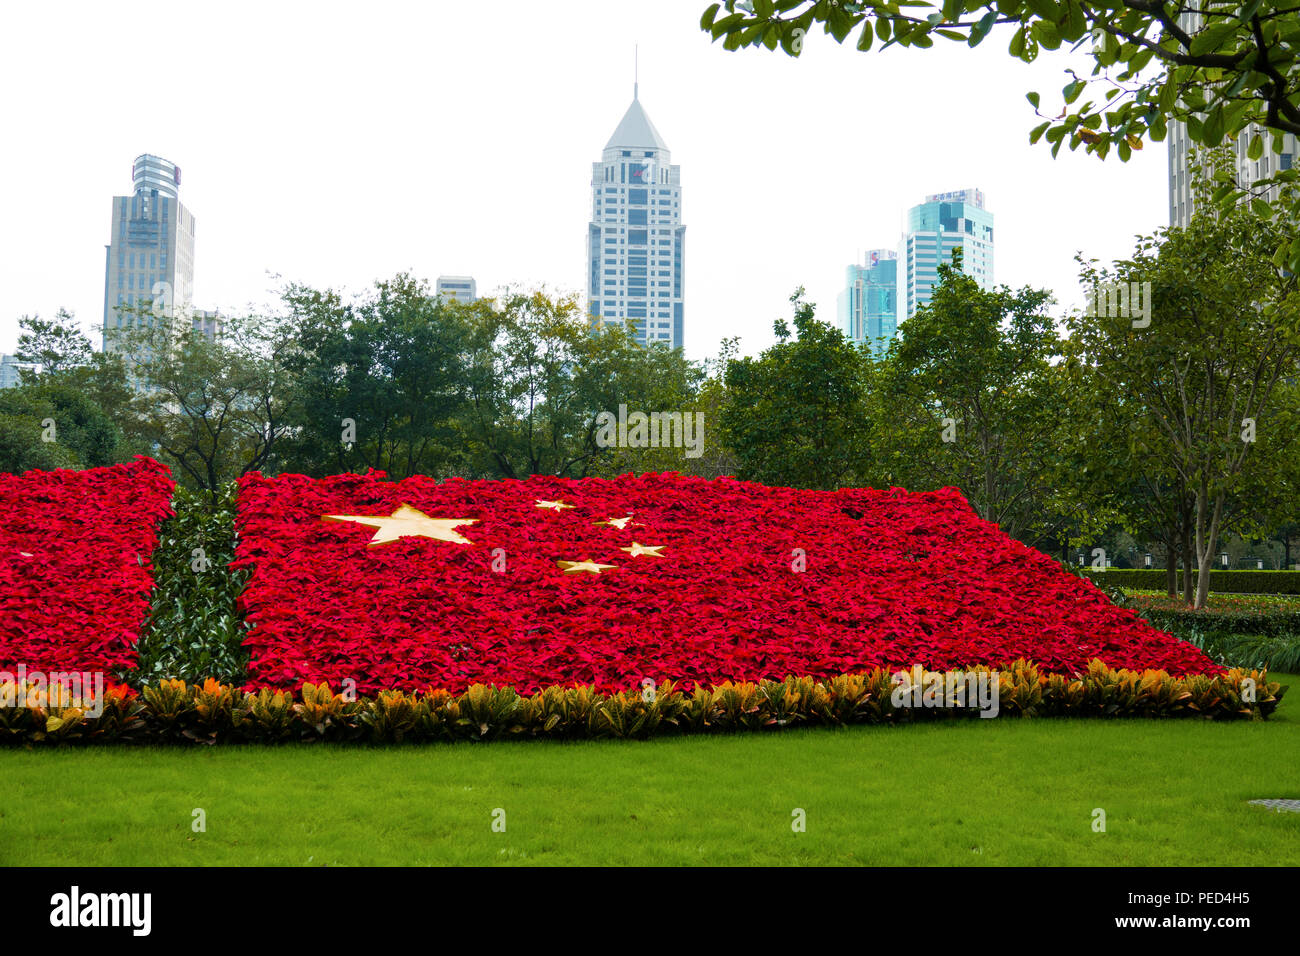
[102,154,196,352]
[1167,12,1298,227]
[587,85,684,348]
[837,249,898,354]
[903,188,994,319]
[0,353,25,389]
[436,275,477,304]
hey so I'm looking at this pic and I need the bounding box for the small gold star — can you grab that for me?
[620,542,665,558]
[536,499,576,512]
[595,514,637,529]
[556,559,617,574]
[322,504,477,546]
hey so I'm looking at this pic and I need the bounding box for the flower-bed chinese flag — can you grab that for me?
[0,457,174,675]
[233,471,1217,694]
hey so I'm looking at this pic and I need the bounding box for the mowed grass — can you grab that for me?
[2,675,1298,867]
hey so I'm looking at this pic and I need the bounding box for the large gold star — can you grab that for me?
[322,504,477,546]
[536,499,575,512]
[556,558,617,574]
[620,542,665,558]
[595,514,637,530]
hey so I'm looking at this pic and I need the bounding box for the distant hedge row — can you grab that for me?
[1084,569,1300,595]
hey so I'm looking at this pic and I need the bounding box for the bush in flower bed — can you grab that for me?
[0,661,1285,747]
[233,471,1219,694]
[134,482,249,686]
[1122,592,1300,671]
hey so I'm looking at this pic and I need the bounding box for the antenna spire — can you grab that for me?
[634,45,639,99]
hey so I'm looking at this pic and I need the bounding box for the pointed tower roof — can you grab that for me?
[604,91,669,151]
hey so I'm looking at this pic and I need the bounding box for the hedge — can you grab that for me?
[134,482,248,686]
[1120,594,1300,672]
[1083,568,1300,595]
[0,661,1286,747]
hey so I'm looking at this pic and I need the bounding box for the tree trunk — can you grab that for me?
[1165,538,1177,597]
[1192,484,1225,611]
[1180,503,1195,606]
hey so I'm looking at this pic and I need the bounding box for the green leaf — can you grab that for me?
[1031,19,1061,49]
[1026,90,1041,110]
[1189,21,1241,57]
[1023,0,1058,16]
[1060,0,1086,41]
[1010,25,1026,57]
[857,20,875,50]
[1203,104,1225,146]
[700,3,721,30]
[1248,133,1263,161]
[969,9,997,46]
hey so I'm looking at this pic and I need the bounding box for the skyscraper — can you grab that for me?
[837,249,897,354]
[0,354,25,389]
[587,84,684,348]
[902,188,994,319]
[1167,12,1297,227]
[436,275,478,304]
[102,154,196,352]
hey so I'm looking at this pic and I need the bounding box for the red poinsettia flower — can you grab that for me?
[233,471,1220,696]
[0,457,174,677]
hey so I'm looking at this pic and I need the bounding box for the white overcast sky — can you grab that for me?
[0,0,1167,363]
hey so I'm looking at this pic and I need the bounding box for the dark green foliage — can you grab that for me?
[871,262,1065,540]
[1088,569,1300,595]
[720,288,871,489]
[1123,590,1300,671]
[0,383,123,473]
[134,483,249,686]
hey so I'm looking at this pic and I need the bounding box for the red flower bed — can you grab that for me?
[0,457,174,676]
[233,471,1220,694]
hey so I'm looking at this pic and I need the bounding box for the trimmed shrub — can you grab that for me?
[1122,593,1300,671]
[1084,568,1300,595]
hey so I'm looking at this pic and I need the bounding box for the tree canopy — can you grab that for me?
[702,1,1300,267]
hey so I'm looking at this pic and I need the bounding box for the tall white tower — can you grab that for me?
[587,83,684,348]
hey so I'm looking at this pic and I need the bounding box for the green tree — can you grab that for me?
[119,307,293,501]
[1067,206,1299,608]
[15,308,92,376]
[461,290,700,478]
[0,383,123,474]
[720,288,871,489]
[701,1,1300,268]
[871,262,1066,540]
[276,274,473,479]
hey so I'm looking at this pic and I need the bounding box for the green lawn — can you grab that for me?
[3,675,1298,866]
